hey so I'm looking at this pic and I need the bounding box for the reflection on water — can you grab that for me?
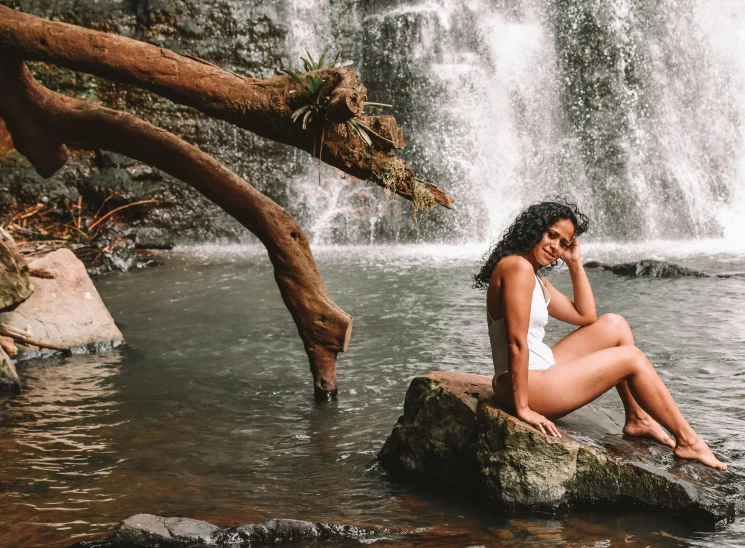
[0,243,743,547]
[0,354,123,547]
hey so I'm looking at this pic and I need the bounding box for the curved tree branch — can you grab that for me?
[0,57,352,400]
[0,5,454,209]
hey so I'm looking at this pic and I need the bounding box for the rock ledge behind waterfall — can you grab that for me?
[378,372,736,528]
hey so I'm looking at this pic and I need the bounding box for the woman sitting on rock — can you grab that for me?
[474,200,726,470]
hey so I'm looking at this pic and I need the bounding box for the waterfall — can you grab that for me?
[282,0,745,243]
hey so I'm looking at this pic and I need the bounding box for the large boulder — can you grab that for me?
[68,514,383,547]
[0,345,20,394]
[0,248,123,356]
[0,227,32,311]
[378,372,736,528]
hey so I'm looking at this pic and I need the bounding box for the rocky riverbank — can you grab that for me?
[0,229,124,392]
[378,372,737,529]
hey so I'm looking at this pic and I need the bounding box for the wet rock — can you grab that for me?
[584,259,711,278]
[67,513,385,547]
[0,248,123,358]
[115,514,218,546]
[0,346,20,394]
[378,372,736,528]
[85,235,159,277]
[0,227,33,311]
[97,237,138,273]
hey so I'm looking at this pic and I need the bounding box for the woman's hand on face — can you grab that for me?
[516,407,562,437]
[562,238,581,267]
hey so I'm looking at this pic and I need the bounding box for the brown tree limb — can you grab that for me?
[325,69,367,123]
[0,5,454,209]
[0,58,352,400]
[0,117,14,155]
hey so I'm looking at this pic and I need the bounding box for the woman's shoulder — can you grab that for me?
[490,254,533,285]
[495,254,533,275]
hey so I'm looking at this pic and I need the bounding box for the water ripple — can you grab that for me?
[1,246,744,546]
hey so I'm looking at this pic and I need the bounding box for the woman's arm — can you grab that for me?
[544,239,597,326]
[501,257,533,413]
[499,257,561,437]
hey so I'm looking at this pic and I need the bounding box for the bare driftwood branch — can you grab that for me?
[0,324,69,353]
[0,5,454,209]
[0,58,352,399]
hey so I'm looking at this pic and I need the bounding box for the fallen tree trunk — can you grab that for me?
[0,227,33,311]
[0,5,454,209]
[0,58,352,400]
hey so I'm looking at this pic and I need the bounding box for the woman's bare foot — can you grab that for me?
[674,435,727,470]
[623,413,675,448]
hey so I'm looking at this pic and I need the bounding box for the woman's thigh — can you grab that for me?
[494,346,641,420]
[552,314,632,363]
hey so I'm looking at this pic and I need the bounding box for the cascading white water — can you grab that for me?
[283,0,375,244]
[281,0,745,244]
[695,0,745,241]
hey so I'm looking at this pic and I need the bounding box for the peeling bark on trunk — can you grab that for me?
[0,227,32,311]
[0,5,454,209]
[0,58,352,400]
[0,117,14,156]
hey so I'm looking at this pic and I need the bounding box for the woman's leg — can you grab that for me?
[493,345,726,470]
[552,314,673,447]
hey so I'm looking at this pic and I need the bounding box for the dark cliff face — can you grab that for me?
[0,0,306,244]
[0,1,738,243]
[0,0,446,245]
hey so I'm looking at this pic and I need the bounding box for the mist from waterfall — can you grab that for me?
[282,0,745,245]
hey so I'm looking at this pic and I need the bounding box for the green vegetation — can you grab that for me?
[284,51,351,130]
[377,156,436,217]
[283,51,395,148]
[411,179,437,217]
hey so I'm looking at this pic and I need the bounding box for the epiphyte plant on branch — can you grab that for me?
[285,51,395,148]
[285,50,349,130]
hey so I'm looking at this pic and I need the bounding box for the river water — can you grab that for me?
[1,242,744,547]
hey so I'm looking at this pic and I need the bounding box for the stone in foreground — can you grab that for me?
[69,513,384,547]
[378,372,736,528]
[0,248,123,357]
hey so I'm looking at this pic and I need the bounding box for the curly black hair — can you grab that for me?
[472,199,590,290]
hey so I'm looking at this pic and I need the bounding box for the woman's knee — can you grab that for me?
[598,313,633,344]
[619,345,651,377]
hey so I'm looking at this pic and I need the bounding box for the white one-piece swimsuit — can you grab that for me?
[488,275,555,377]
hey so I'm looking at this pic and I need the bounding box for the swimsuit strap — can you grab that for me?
[488,275,545,324]
[535,275,551,304]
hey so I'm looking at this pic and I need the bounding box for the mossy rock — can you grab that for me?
[378,372,737,528]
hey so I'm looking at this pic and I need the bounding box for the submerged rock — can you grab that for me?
[0,346,20,394]
[68,514,385,547]
[0,248,123,358]
[0,227,33,311]
[584,259,711,278]
[378,372,736,528]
